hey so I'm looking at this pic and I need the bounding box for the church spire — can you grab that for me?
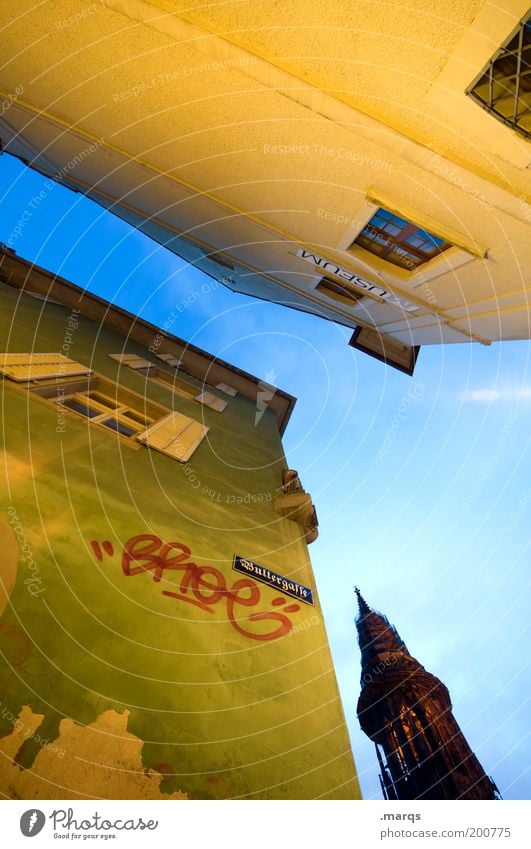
[354,589,409,686]
[355,595,500,800]
[354,586,370,617]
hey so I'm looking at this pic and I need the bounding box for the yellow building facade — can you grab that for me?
[0,249,360,799]
[0,1,529,373]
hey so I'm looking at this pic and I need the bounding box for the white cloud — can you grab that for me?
[459,389,501,402]
[458,387,531,402]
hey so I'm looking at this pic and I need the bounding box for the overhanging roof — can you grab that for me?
[0,248,296,434]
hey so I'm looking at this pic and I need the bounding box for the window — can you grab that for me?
[55,384,156,438]
[108,353,153,370]
[113,353,228,412]
[466,14,531,140]
[0,352,92,381]
[109,353,227,412]
[215,383,237,397]
[349,327,420,375]
[315,276,363,306]
[350,208,451,271]
[206,254,234,271]
[109,353,198,399]
[136,411,208,462]
[156,354,238,398]
[0,353,209,461]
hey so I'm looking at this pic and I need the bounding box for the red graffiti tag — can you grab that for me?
[91,540,114,561]
[90,534,300,642]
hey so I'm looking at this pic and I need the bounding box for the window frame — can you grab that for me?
[30,374,170,443]
[315,276,364,306]
[337,197,481,297]
[109,354,228,412]
[466,13,531,141]
[1,354,210,460]
[350,207,452,272]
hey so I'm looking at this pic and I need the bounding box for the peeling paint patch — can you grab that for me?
[0,706,189,799]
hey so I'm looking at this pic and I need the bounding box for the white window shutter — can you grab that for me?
[216,383,237,397]
[195,391,227,413]
[0,353,92,381]
[108,354,152,369]
[156,353,180,367]
[136,411,208,461]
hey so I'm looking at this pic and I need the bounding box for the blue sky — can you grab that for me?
[1,152,529,800]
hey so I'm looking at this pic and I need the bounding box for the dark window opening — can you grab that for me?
[316,276,363,305]
[466,14,531,140]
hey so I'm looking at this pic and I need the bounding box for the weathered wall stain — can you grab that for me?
[0,705,189,799]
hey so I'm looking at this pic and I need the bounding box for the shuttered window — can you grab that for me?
[61,387,157,437]
[195,391,227,412]
[216,383,237,397]
[156,353,180,367]
[0,353,93,382]
[113,354,227,411]
[136,411,208,462]
[2,353,207,461]
[108,353,153,370]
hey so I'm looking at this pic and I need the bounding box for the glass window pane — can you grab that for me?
[352,206,450,268]
[404,235,425,247]
[63,398,100,418]
[100,418,137,437]
[388,214,409,229]
[383,223,401,236]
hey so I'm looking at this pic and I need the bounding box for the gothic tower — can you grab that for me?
[355,589,500,800]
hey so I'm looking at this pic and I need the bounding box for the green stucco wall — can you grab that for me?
[0,283,360,799]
